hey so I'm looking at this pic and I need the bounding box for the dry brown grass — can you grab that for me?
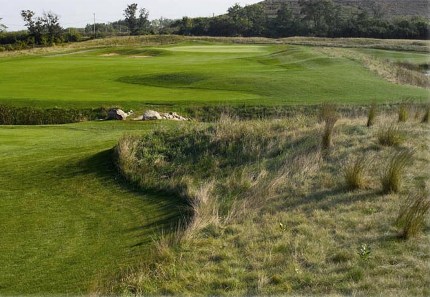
[344,155,369,190]
[377,125,404,146]
[396,191,430,239]
[367,103,377,127]
[381,149,414,194]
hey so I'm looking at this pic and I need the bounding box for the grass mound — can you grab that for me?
[111,113,430,296]
[116,116,320,233]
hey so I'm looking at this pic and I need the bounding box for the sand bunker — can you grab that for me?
[128,55,151,59]
[100,53,120,57]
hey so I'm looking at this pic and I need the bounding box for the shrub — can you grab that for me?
[367,103,377,127]
[381,149,413,194]
[398,104,409,122]
[396,191,430,239]
[344,155,368,190]
[0,105,108,125]
[377,125,404,146]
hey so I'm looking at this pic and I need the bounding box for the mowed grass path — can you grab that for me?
[0,121,183,294]
[0,43,428,109]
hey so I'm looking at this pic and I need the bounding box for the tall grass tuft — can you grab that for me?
[320,103,338,152]
[381,149,413,194]
[422,106,429,124]
[377,125,404,146]
[398,104,409,122]
[396,191,430,239]
[367,103,377,127]
[344,155,369,190]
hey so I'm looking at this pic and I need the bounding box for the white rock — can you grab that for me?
[143,110,162,120]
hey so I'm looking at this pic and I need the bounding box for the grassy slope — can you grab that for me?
[353,48,430,64]
[0,121,183,294]
[0,42,428,109]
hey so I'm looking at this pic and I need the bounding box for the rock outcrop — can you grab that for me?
[138,110,190,121]
[107,109,128,120]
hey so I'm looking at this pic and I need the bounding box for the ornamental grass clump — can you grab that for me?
[396,191,430,239]
[381,149,413,194]
[344,155,369,191]
[367,103,377,127]
[377,125,404,147]
[320,103,339,152]
[398,104,409,122]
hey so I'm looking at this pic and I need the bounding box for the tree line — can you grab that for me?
[1,1,429,51]
[171,1,429,39]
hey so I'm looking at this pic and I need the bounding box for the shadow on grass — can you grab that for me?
[77,148,189,241]
[284,187,379,212]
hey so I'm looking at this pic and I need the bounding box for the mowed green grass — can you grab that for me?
[0,43,428,109]
[0,121,183,294]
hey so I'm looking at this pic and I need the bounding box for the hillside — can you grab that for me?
[262,0,430,19]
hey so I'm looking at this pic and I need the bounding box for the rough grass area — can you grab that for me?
[111,111,430,296]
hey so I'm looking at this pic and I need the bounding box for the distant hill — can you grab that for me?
[262,0,430,19]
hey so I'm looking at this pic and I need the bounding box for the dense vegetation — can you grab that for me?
[0,105,108,125]
[171,2,429,39]
[112,107,430,295]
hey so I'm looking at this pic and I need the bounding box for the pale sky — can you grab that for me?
[0,0,261,31]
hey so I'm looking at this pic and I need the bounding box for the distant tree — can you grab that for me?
[227,4,248,36]
[150,17,175,34]
[299,0,339,36]
[21,10,43,44]
[243,4,268,36]
[124,3,139,35]
[124,3,150,35]
[271,2,297,37]
[41,12,63,43]
[0,18,7,32]
[178,17,194,35]
[138,8,150,34]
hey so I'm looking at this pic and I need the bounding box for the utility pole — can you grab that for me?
[93,13,96,38]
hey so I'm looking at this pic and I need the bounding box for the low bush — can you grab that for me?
[0,105,108,125]
[396,191,430,239]
[381,149,413,194]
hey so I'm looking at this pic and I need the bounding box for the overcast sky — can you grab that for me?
[1,0,261,31]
